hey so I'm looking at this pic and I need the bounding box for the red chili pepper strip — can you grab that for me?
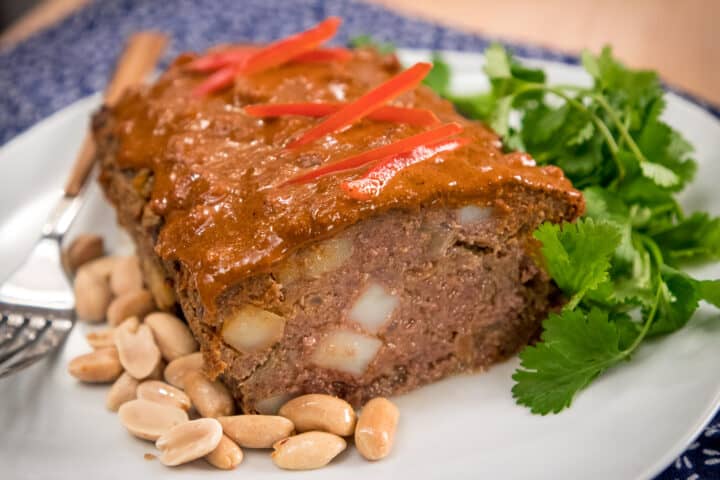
[287,62,433,148]
[188,46,350,73]
[244,102,439,126]
[239,17,342,75]
[282,122,463,186]
[192,65,237,97]
[186,46,259,72]
[292,47,352,63]
[342,137,470,200]
[192,18,341,96]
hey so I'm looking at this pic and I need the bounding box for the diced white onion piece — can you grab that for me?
[255,393,294,415]
[304,238,353,278]
[349,283,398,333]
[275,238,353,285]
[311,330,382,376]
[275,259,302,285]
[457,205,492,225]
[222,305,286,353]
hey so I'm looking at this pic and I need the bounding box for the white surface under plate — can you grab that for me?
[0,50,719,480]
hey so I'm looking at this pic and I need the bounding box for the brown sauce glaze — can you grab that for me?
[109,48,583,310]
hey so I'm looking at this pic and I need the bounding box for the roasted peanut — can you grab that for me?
[82,255,118,279]
[183,370,235,418]
[114,321,161,379]
[74,267,112,323]
[144,312,198,361]
[68,347,122,383]
[278,394,356,436]
[354,397,399,460]
[218,415,294,448]
[110,255,144,296]
[146,358,166,381]
[117,315,140,331]
[271,431,346,470]
[106,372,139,411]
[156,418,223,466]
[118,399,188,441]
[106,289,154,326]
[142,257,176,310]
[205,434,243,470]
[64,234,104,273]
[85,328,114,349]
[137,380,191,411]
[164,352,204,389]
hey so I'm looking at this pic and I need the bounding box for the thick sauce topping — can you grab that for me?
[110,49,581,308]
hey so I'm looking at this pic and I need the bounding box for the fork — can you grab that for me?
[0,32,167,378]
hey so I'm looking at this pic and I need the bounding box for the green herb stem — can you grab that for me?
[511,84,626,181]
[640,234,666,274]
[620,282,662,355]
[564,290,585,311]
[590,93,650,166]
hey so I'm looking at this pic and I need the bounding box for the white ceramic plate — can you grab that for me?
[0,51,718,480]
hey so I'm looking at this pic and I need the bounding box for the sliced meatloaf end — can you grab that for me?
[93,48,583,412]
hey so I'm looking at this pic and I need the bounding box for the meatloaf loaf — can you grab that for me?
[94,46,584,413]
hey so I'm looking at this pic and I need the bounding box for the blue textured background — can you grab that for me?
[0,1,718,477]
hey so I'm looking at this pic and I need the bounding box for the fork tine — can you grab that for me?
[0,316,29,349]
[0,318,72,378]
[0,351,53,379]
[0,313,73,378]
[0,318,50,363]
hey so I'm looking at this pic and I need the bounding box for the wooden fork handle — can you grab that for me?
[63,31,168,196]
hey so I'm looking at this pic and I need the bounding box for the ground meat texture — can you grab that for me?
[221,207,562,411]
[93,47,583,411]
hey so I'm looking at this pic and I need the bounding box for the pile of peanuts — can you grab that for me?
[64,234,400,470]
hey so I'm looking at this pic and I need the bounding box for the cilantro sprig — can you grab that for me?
[348,35,395,55]
[423,45,720,414]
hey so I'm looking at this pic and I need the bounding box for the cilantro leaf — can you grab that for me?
[428,40,720,415]
[348,35,395,54]
[697,280,720,308]
[512,308,623,414]
[566,121,595,147]
[581,50,600,80]
[523,104,569,145]
[617,176,678,211]
[489,96,512,137]
[639,161,680,188]
[636,99,697,189]
[445,92,496,120]
[613,312,643,351]
[651,212,720,262]
[508,57,546,84]
[483,43,545,100]
[483,43,512,79]
[591,46,663,122]
[533,219,622,307]
[647,269,700,336]
[423,54,451,95]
